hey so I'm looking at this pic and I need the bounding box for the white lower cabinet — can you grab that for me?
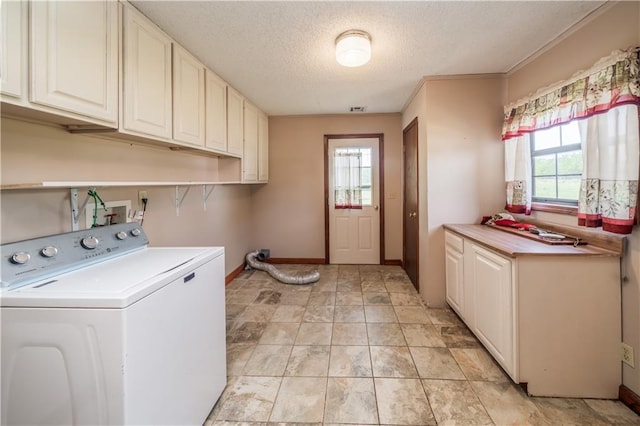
[444,226,621,399]
[467,241,515,377]
[444,231,465,319]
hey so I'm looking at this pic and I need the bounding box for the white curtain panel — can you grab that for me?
[334,151,362,208]
[504,134,532,214]
[578,104,639,233]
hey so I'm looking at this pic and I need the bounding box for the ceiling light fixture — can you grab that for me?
[335,30,371,67]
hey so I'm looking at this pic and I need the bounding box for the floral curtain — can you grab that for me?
[334,151,363,209]
[502,46,640,234]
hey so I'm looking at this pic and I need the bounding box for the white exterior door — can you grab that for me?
[328,138,380,264]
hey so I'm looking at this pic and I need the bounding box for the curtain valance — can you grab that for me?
[502,47,640,141]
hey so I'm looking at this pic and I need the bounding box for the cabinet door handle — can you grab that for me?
[183,272,195,283]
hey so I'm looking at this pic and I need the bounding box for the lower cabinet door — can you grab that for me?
[445,242,464,318]
[469,243,516,377]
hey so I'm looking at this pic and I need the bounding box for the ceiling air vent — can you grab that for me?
[349,106,367,112]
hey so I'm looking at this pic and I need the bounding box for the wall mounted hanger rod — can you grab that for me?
[70,187,97,231]
[203,185,216,211]
[175,185,191,216]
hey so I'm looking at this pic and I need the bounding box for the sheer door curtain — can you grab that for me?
[334,151,363,209]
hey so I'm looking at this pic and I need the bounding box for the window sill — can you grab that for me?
[531,202,578,216]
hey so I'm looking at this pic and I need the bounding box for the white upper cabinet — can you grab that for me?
[258,111,269,182]
[205,70,228,152]
[1,0,26,100]
[242,101,259,182]
[172,43,205,146]
[226,87,244,157]
[122,3,172,139]
[30,0,118,124]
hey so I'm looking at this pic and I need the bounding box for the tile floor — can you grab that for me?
[206,264,639,425]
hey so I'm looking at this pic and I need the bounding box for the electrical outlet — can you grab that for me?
[138,190,148,203]
[621,342,635,368]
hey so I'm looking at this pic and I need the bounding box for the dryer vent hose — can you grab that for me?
[245,250,320,285]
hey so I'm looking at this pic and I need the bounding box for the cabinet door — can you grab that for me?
[444,231,464,318]
[205,70,227,152]
[30,0,118,124]
[469,243,515,375]
[242,101,259,182]
[226,87,244,157]
[173,44,205,146]
[122,4,172,139]
[1,0,26,100]
[258,112,269,182]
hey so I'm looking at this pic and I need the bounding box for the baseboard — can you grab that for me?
[265,258,404,266]
[228,259,403,279]
[225,263,245,285]
[266,258,326,264]
[619,385,640,415]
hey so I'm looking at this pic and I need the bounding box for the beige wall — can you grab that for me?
[508,2,640,102]
[507,1,640,396]
[250,114,403,261]
[402,76,506,307]
[1,117,253,274]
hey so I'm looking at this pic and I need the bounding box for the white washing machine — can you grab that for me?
[1,223,227,425]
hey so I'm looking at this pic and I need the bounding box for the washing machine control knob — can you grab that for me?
[130,228,141,237]
[115,231,128,240]
[11,251,31,264]
[40,246,59,258]
[81,236,99,250]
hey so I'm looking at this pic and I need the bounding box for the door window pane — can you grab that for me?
[333,147,372,208]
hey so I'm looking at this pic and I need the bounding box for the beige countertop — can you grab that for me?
[443,224,621,258]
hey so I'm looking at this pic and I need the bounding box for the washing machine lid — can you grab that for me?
[0,247,224,308]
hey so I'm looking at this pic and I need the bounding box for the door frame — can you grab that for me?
[403,118,419,289]
[324,133,385,264]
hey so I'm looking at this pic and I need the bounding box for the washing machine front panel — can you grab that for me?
[1,307,125,425]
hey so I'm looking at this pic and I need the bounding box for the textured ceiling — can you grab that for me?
[130,1,605,116]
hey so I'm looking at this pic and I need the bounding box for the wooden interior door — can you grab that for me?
[403,118,419,289]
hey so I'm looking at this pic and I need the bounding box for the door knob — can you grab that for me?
[374,205,379,211]
[409,212,417,218]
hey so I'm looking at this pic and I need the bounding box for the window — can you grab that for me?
[530,122,582,206]
[333,147,372,208]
